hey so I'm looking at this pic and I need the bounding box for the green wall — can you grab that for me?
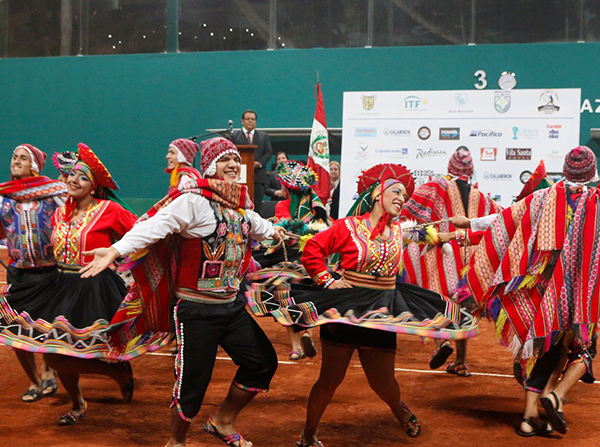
[2,42,600,214]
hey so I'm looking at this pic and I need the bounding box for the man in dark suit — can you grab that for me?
[231,109,273,216]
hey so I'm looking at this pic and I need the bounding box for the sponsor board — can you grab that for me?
[418,126,431,140]
[480,147,497,161]
[439,127,460,140]
[383,128,411,137]
[469,129,502,137]
[483,172,513,181]
[506,148,532,160]
[355,127,377,138]
[416,148,448,159]
[512,127,538,140]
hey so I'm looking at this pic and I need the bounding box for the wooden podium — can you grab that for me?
[236,144,257,202]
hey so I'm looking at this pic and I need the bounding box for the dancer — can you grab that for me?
[401,147,501,376]
[247,163,478,447]
[456,146,600,437]
[164,138,202,193]
[0,144,66,402]
[81,137,285,447]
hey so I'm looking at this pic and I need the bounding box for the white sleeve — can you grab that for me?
[113,194,216,256]
[471,214,499,232]
[246,209,274,241]
[53,195,67,207]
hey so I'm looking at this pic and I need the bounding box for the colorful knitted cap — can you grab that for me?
[447,147,474,178]
[200,137,241,177]
[52,150,78,175]
[563,146,598,184]
[357,163,415,198]
[74,143,119,190]
[14,144,46,174]
[276,161,318,192]
[170,138,200,166]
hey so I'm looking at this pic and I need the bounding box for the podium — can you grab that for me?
[235,144,257,202]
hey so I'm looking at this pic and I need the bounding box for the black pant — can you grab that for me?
[171,294,278,421]
[254,182,266,216]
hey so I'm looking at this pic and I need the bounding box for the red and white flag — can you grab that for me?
[308,83,330,202]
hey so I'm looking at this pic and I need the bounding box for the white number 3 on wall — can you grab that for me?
[474,70,487,90]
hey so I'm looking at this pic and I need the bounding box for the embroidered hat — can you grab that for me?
[515,160,554,201]
[276,161,318,192]
[200,137,241,177]
[52,150,78,175]
[447,147,474,178]
[74,143,119,190]
[14,144,46,174]
[563,145,599,185]
[357,163,415,198]
[170,138,200,166]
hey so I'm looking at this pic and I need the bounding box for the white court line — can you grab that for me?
[148,352,599,383]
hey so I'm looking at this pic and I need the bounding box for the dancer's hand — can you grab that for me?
[449,216,471,228]
[438,232,456,244]
[328,279,353,289]
[272,226,287,241]
[79,247,121,278]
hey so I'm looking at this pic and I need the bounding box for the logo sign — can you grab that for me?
[362,95,376,111]
[480,147,497,161]
[375,147,409,159]
[494,91,511,113]
[439,128,460,140]
[546,124,562,129]
[520,170,532,184]
[383,128,410,137]
[512,127,538,140]
[416,148,447,159]
[455,93,468,107]
[404,96,428,110]
[418,126,431,140]
[483,172,513,181]
[356,145,369,160]
[506,148,532,160]
[469,129,503,137]
[549,129,560,139]
[538,90,560,114]
[355,127,377,138]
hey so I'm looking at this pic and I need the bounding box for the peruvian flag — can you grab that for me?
[308,83,331,202]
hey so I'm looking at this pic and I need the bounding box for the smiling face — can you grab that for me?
[215,153,242,183]
[241,112,257,132]
[166,146,179,171]
[380,182,408,218]
[66,169,94,200]
[10,148,33,179]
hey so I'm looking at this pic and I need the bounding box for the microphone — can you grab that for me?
[228,119,234,136]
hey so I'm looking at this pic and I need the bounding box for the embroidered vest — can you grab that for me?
[176,202,252,303]
[0,197,57,268]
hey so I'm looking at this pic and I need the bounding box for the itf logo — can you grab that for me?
[404,96,428,110]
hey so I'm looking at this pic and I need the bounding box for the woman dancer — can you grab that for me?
[0,143,165,425]
[247,163,478,447]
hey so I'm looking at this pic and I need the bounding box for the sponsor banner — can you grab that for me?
[439,127,460,140]
[506,148,532,160]
[480,148,497,161]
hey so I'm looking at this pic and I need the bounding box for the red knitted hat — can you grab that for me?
[75,143,119,190]
[200,138,241,177]
[15,144,46,174]
[563,146,598,184]
[447,148,474,177]
[358,163,415,198]
[170,138,200,166]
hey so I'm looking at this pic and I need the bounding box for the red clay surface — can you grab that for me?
[1,316,598,447]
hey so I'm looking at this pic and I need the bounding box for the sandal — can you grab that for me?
[57,403,88,426]
[445,361,471,377]
[516,418,553,437]
[41,376,58,397]
[399,402,421,437]
[21,386,42,403]
[120,361,135,403]
[429,341,453,369]
[204,416,253,447]
[540,391,567,434]
[296,431,324,447]
[301,334,317,358]
[289,350,305,361]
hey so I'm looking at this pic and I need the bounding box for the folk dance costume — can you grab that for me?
[0,144,164,360]
[456,146,599,397]
[165,138,203,194]
[248,163,479,351]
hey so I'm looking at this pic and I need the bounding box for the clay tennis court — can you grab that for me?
[1,313,598,447]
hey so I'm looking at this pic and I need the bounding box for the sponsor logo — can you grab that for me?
[549,129,560,139]
[546,150,563,162]
[494,91,511,113]
[538,90,560,114]
[480,148,497,161]
[455,93,468,107]
[506,148,532,160]
[418,126,431,140]
[520,170,532,184]
[383,128,411,137]
[362,95,376,110]
[416,148,448,159]
[374,147,409,159]
[469,129,503,138]
[546,124,562,129]
[483,172,513,181]
[356,145,369,160]
[439,128,460,140]
[413,169,445,185]
[512,127,538,140]
[404,95,428,110]
[354,127,377,138]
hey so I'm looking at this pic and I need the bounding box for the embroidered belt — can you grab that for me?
[343,271,395,290]
[175,287,238,304]
[57,263,82,273]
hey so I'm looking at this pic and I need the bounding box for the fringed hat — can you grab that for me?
[276,161,318,192]
[563,146,599,185]
[14,144,46,174]
[74,143,119,190]
[357,163,415,198]
[447,147,474,178]
[52,150,78,175]
[170,138,200,166]
[200,137,241,177]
